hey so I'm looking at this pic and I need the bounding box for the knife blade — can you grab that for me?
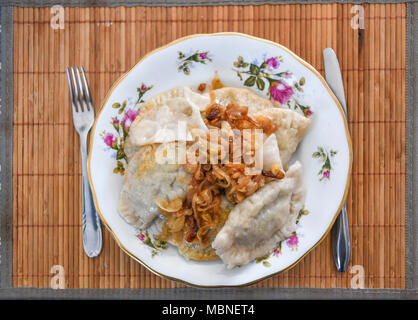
[323,48,347,113]
[323,48,351,272]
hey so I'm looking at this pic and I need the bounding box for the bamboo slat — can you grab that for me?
[12,4,406,289]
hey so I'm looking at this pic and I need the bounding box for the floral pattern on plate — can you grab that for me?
[177,49,212,75]
[100,83,153,175]
[232,55,313,117]
[137,230,168,257]
[312,147,338,181]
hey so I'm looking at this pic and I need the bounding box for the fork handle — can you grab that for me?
[332,203,351,272]
[80,133,103,258]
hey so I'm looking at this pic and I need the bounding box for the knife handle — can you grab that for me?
[332,203,351,272]
[80,134,103,258]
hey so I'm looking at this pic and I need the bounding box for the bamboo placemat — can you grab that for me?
[12,3,406,289]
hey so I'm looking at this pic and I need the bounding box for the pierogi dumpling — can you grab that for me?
[212,161,305,268]
[253,108,311,168]
[124,87,210,160]
[119,143,191,229]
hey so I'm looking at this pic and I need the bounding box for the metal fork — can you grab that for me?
[67,66,102,258]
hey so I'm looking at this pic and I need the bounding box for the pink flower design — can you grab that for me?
[273,249,281,256]
[305,109,312,117]
[266,57,279,69]
[199,52,208,60]
[270,81,294,104]
[112,118,119,125]
[140,84,147,91]
[286,234,299,248]
[103,132,117,147]
[138,233,145,241]
[323,170,330,179]
[122,109,138,128]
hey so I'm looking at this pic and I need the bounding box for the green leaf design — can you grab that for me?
[244,76,256,87]
[234,56,247,68]
[313,146,337,181]
[249,64,260,75]
[112,102,121,109]
[189,53,199,62]
[256,78,265,91]
[324,157,331,170]
[299,77,306,86]
[296,207,309,224]
[116,149,126,160]
[262,261,271,267]
[138,230,167,257]
[177,50,212,75]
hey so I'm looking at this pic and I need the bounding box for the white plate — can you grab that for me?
[88,32,352,287]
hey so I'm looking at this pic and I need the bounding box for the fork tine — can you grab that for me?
[66,67,78,113]
[71,67,83,112]
[76,66,89,112]
[80,66,94,111]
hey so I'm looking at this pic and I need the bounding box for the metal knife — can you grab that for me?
[323,48,351,272]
